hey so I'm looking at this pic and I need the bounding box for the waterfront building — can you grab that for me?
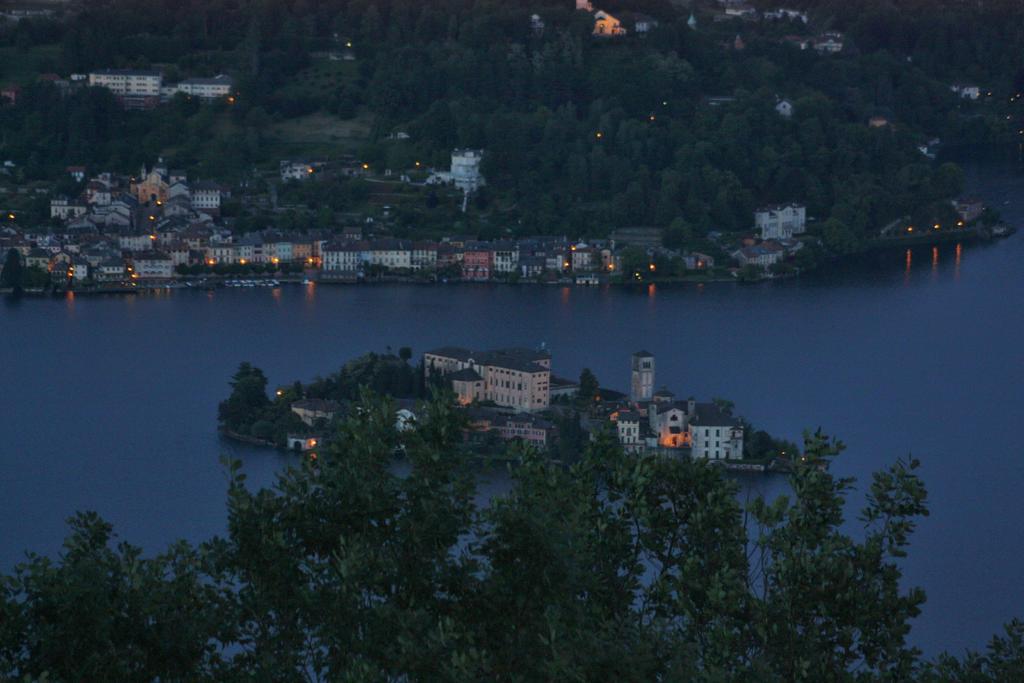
[689,403,744,459]
[733,241,785,268]
[491,241,519,274]
[424,346,551,412]
[131,252,173,279]
[462,245,493,281]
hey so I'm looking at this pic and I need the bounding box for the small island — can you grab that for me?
[219,346,798,472]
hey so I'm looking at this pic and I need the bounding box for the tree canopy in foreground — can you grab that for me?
[1,392,1021,681]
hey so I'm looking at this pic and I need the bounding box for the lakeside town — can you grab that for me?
[0,152,1006,294]
[2,1,1018,295]
[221,346,795,472]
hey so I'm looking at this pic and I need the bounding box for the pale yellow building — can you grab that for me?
[424,347,551,412]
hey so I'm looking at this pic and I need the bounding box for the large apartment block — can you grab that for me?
[424,346,551,412]
[88,69,163,109]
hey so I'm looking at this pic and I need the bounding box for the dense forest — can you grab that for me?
[1,0,1022,245]
[2,391,1023,680]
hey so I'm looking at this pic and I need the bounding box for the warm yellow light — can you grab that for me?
[275,389,283,397]
[570,245,576,251]
[345,41,352,48]
[563,261,570,268]
[207,258,216,265]
[414,161,421,167]
[361,163,369,170]
[6,213,14,220]
[957,220,964,227]
[227,96,235,104]
[309,439,317,447]
[907,226,914,233]
[149,234,156,240]
[933,223,940,230]
[307,167,314,174]
[148,215,155,221]
[649,115,656,121]
[649,263,656,271]
[239,258,247,265]
[156,200,162,206]
[271,257,280,264]
[608,263,614,271]
[595,131,603,139]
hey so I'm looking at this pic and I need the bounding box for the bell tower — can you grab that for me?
[630,351,655,403]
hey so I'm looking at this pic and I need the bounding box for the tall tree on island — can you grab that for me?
[578,367,599,403]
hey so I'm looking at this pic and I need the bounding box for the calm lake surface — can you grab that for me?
[1,163,1022,656]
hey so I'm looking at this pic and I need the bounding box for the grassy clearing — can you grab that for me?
[266,110,374,157]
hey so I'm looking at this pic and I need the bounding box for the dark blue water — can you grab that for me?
[1,164,1022,657]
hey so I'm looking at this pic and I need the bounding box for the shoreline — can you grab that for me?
[2,226,1013,299]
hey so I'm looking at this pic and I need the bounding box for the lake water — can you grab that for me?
[1,163,1022,657]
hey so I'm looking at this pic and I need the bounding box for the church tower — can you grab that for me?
[630,351,655,403]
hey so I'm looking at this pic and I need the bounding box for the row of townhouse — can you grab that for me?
[321,237,633,279]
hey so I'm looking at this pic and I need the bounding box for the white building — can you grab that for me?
[951,84,981,100]
[775,99,794,118]
[191,182,223,214]
[175,75,233,100]
[615,411,644,454]
[764,8,808,23]
[491,242,519,274]
[813,33,844,54]
[50,197,88,220]
[689,403,744,460]
[89,69,162,95]
[322,242,364,272]
[280,160,326,181]
[755,203,806,239]
[450,149,485,192]
[132,252,173,279]
[368,240,412,270]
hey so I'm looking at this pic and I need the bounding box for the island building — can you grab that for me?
[612,352,745,460]
[424,346,551,413]
[630,350,655,402]
[291,398,343,426]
